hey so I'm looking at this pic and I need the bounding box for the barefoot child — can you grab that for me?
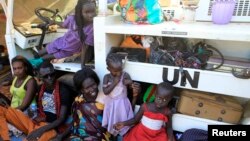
[102,53,134,138]
[36,0,96,67]
[114,82,175,141]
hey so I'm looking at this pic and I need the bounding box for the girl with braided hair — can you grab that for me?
[37,0,96,67]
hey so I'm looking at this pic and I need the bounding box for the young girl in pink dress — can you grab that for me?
[114,82,175,141]
[102,53,134,138]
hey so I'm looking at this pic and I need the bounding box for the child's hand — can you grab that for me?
[131,82,141,97]
[123,78,133,86]
[113,122,125,131]
[114,76,121,84]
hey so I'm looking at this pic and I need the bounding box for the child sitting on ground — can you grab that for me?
[102,53,134,139]
[114,82,175,141]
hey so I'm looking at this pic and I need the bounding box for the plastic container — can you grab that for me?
[212,0,236,25]
[183,6,198,21]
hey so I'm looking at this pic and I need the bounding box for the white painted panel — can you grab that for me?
[14,29,66,49]
[123,61,250,98]
[102,16,250,42]
[94,15,250,132]
[53,63,81,72]
[173,114,231,132]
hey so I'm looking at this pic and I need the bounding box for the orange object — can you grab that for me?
[120,36,150,59]
[120,36,143,48]
[0,107,56,141]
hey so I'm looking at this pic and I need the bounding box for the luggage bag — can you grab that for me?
[177,90,243,124]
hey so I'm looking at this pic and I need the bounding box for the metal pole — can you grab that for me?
[5,0,16,73]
